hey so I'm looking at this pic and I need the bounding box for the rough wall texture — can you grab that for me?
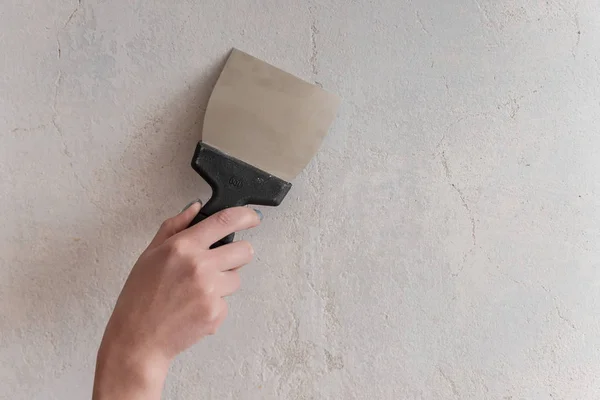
[2,0,600,399]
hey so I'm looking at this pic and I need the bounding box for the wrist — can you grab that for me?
[93,335,170,400]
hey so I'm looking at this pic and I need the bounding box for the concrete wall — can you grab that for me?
[2,0,600,398]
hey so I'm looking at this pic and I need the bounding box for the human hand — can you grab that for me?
[93,202,261,400]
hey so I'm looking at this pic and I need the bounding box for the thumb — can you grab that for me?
[147,201,202,249]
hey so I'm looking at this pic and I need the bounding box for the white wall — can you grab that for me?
[2,0,600,398]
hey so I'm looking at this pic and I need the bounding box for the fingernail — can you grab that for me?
[253,209,263,221]
[182,199,202,212]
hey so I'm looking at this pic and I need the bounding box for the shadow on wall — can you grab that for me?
[3,53,230,391]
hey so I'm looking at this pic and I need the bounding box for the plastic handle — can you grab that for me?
[188,142,292,248]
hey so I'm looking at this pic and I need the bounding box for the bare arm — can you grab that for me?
[93,202,261,399]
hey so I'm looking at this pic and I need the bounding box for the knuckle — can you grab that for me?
[201,280,217,296]
[192,268,216,295]
[238,240,254,259]
[200,299,222,323]
[160,218,175,233]
[215,208,237,227]
[194,256,211,271]
[166,238,187,258]
[187,263,204,281]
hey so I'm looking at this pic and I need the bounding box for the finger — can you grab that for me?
[219,271,241,297]
[148,201,202,249]
[182,207,260,249]
[208,240,254,272]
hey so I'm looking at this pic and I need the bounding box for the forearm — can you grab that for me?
[92,204,259,399]
[93,339,168,400]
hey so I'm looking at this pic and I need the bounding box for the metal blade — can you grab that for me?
[202,49,340,181]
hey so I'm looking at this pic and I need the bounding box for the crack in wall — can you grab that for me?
[471,0,501,45]
[450,182,477,247]
[408,0,430,36]
[555,304,576,330]
[51,0,100,209]
[554,0,581,59]
[308,4,321,86]
[310,23,319,77]
[434,114,490,264]
[305,154,339,333]
[438,367,460,398]
[572,13,581,59]
[307,279,340,331]
[11,125,48,133]
[499,95,523,119]
[441,150,451,179]
[63,0,82,29]
[443,76,450,95]
[441,151,476,246]
[51,68,68,156]
[541,285,576,330]
[434,114,485,153]
[473,0,492,25]
[57,0,81,58]
[440,150,477,277]
[415,11,430,35]
[494,268,526,286]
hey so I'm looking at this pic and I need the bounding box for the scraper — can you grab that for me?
[188,49,340,246]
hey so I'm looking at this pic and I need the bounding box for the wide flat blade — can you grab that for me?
[202,49,341,182]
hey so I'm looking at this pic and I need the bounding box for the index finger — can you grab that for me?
[179,207,261,249]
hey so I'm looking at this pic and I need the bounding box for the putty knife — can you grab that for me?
[188,49,340,246]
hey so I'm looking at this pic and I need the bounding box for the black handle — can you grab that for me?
[188,142,292,248]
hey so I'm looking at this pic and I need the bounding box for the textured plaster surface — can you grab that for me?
[2,1,600,399]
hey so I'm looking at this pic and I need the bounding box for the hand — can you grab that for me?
[93,203,261,400]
